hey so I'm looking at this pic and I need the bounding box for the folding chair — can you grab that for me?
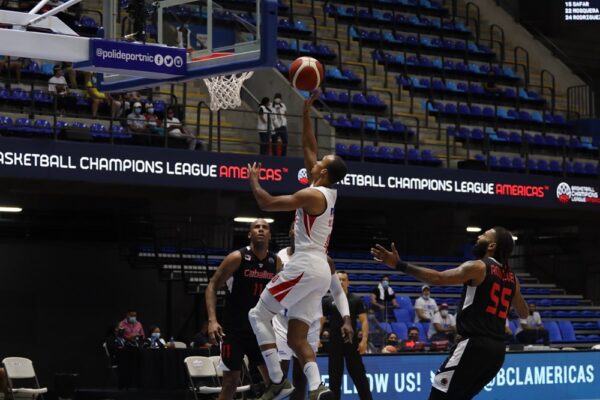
[184,356,221,400]
[209,356,251,394]
[2,357,48,400]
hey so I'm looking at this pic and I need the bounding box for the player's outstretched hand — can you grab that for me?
[371,242,401,269]
[208,320,225,345]
[247,162,261,182]
[303,88,322,111]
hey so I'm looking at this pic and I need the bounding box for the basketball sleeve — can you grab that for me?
[330,274,350,317]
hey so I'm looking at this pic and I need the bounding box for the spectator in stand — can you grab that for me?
[84,72,122,118]
[144,326,168,349]
[484,69,502,96]
[48,65,69,115]
[118,311,145,344]
[257,97,272,155]
[0,56,22,84]
[271,93,288,156]
[414,285,438,323]
[401,326,424,352]
[381,332,400,353]
[61,62,78,89]
[127,102,149,134]
[144,103,163,135]
[192,321,212,349]
[427,303,456,342]
[370,275,399,320]
[123,91,142,115]
[166,107,197,150]
[516,303,550,345]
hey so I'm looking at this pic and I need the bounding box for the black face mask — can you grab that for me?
[408,334,418,341]
[387,340,398,346]
[472,240,490,259]
[529,310,535,315]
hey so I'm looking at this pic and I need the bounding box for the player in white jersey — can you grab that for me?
[273,223,352,400]
[247,90,349,400]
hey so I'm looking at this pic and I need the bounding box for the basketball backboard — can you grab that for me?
[95,0,277,92]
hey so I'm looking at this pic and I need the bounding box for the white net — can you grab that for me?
[203,71,254,111]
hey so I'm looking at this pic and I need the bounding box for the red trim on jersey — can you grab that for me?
[302,212,318,238]
[303,212,311,238]
[268,272,304,302]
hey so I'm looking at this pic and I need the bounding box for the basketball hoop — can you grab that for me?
[203,71,254,112]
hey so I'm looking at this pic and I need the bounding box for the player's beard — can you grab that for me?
[471,240,489,259]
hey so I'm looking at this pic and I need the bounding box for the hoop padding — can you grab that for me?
[203,72,254,111]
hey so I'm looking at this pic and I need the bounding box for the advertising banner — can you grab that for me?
[0,137,598,209]
[316,351,599,399]
[75,39,187,79]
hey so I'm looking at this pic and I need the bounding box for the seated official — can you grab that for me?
[144,326,168,349]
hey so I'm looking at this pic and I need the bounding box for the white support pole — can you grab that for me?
[207,0,213,53]
[27,0,83,26]
[29,0,51,15]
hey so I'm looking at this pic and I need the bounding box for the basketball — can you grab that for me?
[289,56,324,91]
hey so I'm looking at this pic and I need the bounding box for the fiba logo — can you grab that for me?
[556,182,571,204]
[297,168,309,185]
[154,54,164,66]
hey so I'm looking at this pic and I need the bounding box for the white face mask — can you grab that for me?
[422,295,430,300]
[440,310,449,317]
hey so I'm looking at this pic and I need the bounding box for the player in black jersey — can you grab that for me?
[205,219,282,400]
[371,227,530,400]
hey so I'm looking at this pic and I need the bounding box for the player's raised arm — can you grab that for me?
[512,276,529,319]
[248,162,326,214]
[371,243,486,286]
[302,90,321,178]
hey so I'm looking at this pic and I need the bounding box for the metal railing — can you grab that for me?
[568,85,597,120]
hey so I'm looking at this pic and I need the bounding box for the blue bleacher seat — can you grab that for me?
[379,322,392,334]
[393,308,411,323]
[391,322,408,340]
[558,321,576,342]
[543,321,562,342]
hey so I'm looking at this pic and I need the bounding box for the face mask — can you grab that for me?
[472,240,490,259]
[91,77,97,85]
[381,280,389,288]
[440,310,449,317]
[152,332,161,339]
[321,335,329,343]
[128,317,137,323]
[529,310,535,315]
[147,108,154,114]
[422,295,430,300]
[408,334,418,341]
[387,339,398,346]
[274,98,281,104]
[134,108,142,114]
[268,102,272,108]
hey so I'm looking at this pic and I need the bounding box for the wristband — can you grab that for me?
[396,260,409,272]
